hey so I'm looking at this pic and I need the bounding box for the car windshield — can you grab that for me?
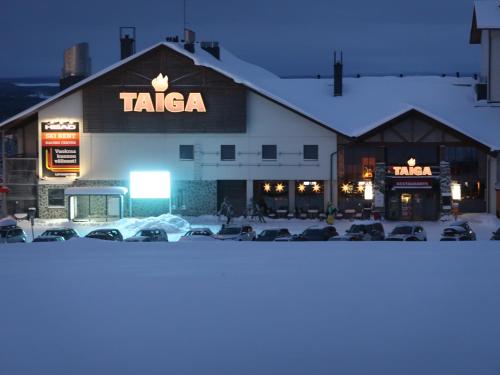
[347,225,365,234]
[303,229,322,236]
[259,230,278,237]
[219,228,241,235]
[43,230,66,237]
[392,226,412,235]
[136,230,160,237]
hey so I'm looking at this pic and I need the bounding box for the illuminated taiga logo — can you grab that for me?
[393,158,432,176]
[119,73,206,113]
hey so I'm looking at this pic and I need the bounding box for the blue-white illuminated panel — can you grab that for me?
[130,171,171,199]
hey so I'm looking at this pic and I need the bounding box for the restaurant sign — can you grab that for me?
[119,73,206,113]
[41,121,80,177]
[391,158,432,176]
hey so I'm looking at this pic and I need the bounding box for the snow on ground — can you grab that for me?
[12,212,500,242]
[0,239,500,375]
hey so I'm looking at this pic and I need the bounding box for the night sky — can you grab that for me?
[0,0,480,78]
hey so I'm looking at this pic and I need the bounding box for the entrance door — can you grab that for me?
[217,180,247,216]
[400,193,413,220]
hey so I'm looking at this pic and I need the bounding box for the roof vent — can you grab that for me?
[120,27,136,60]
[184,28,195,53]
[201,41,220,59]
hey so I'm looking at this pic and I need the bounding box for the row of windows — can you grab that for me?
[179,145,319,161]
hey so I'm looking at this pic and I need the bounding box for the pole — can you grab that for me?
[330,150,338,204]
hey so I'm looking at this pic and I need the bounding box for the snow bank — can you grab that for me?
[118,213,190,236]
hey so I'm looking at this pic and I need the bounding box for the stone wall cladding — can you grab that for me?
[440,161,451,216]
[37,184,69,219]
[171,180,217,216]
[37,179,217,219]
[373,162,386,211]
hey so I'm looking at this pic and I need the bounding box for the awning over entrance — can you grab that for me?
[64,186,128,196]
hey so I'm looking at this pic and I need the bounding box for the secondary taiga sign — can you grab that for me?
[41,121,80,177]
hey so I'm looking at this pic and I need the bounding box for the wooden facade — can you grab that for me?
[82,45,247,133]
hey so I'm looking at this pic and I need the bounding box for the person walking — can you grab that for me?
[257,202,266,223]
[226,204,234,225]
[218,197,230,222]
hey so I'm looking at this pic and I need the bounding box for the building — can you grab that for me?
[1,2,499,220]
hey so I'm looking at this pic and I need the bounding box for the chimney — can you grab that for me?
[184,28,195,53]
[201,41,220,59]
[120,27,136,60]
[333,51,343,97]
[59,42,91,91]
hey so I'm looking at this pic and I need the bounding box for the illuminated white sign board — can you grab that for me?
[130,171,171,199]
[119,73,206,113]
[393,158,432,176]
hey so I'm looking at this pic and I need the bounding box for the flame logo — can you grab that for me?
[407,158,416,167]
[151,73,169,92]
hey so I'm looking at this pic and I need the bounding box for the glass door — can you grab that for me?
[400,193,412,220]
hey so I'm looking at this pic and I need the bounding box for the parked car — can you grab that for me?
[294,226,339,241]
[491,228,500,240]
[85,229,123,241]
[0,225,27,244]
[440,221,476,241]
[179,228,216,241]
[386,225,427,241]
[256,228,292,241]
[125,228,169,242]
[40,228,80,240]
[215,225,256,241]
[333,221,385,241]
[33,235,65,242]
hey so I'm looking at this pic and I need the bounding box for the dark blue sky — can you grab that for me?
[0,0,479,78]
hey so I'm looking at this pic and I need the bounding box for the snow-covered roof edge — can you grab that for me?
[352,105,496,151]
[0,42,345,136]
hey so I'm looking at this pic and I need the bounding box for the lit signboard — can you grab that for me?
[392,158,432,176]
[41,121,80,177]
[130,171,171,199]
[119,73,206,113]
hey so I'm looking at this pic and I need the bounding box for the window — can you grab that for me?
[48,189,65,207]
[303,145,318,160]
[221,145,236,161]
[179,145,194,160]
[262,145,277,160]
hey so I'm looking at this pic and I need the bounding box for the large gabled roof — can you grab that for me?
[0,41,344,135]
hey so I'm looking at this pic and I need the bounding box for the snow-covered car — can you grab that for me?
[332,221,385,241]
[491,228,500,240]
[440,221,476,241]
[40,228,80,240]
[179,228,216,241]
[256,228,292,241]
[0,225,27,244]
[294,226,339,241]
[85,229,123,241]
[33,235,65,242]
[125,228,169,242]
[440,226,474,241]
[215,225,256,241]
[386,225,427,241]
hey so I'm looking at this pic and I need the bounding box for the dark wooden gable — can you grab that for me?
[354,109,489,151]
[82,45,246,133]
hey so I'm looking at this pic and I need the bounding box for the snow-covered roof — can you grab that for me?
[64,186,128,196]
[473,1,500,29]
[2,41,500,151]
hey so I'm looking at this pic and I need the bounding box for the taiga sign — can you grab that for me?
[119,73,206,113]
[392,158,432,176]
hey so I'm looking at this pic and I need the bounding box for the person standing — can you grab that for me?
[326,202,336,225]
[219,197,230,222]
[257,202,266,223]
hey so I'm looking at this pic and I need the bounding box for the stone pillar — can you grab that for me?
[288,180,296,213]
[440,161,452,216]
[246,179,253,208]
[373,162,386,213]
